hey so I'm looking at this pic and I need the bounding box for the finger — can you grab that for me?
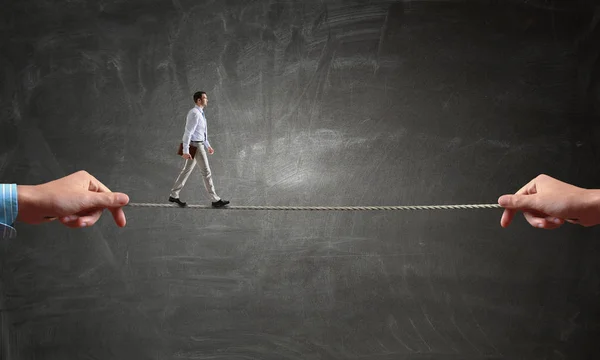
[544,216,564,226]
[507,178,536,198]
[59,214,94,228]
[80,190,127,227]
[498,193,537,211]
[532,219,562,230]
[499,194,532,228]
[498,178,538,227]
[59,215,86,228]
[86,174,112,193]
[60,208,112,228]
[500,208,516,228]
[527,216,563,230]
[108,207,127,227]
[85,192,130,209]
[60,218,82,228]
[86,176,130,209]
[524,211,544,227]
[70,210,103,227]
[524,212,563,229]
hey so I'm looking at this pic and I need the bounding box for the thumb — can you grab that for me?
[88,192,130,208]
[498,193,535,210]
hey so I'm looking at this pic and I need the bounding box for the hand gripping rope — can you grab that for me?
[126,203,502,211]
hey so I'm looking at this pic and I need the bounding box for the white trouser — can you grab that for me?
[170,141,220,202]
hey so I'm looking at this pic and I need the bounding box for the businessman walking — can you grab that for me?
[169,91,229,208]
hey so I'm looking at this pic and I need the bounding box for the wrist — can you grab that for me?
[16,185,36,223]
[583,189,600,226]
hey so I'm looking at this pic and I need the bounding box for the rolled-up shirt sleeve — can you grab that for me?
[0,184,18,239]
[182,109,199,154]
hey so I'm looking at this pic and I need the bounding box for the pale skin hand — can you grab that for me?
[182,146,214,159]
[498,174,600,229]
[16,170,130,228]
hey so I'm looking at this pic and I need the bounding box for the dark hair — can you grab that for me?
[193,91,206,103]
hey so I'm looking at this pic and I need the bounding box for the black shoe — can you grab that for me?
[212,199,230,208]
[169,196,187,207]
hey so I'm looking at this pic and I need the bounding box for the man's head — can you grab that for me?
[194,91,208,107]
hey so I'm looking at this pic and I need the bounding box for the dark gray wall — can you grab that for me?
[1,0,600,359]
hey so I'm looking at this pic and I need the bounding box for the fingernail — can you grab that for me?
[537,223,544,228]
[80,222,88,228]
[116,193,129,205]
[552,218,561,224]
[65,215,77,222]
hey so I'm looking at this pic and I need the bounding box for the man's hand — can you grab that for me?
[182,153,192,160]
[16,170,130,228]
[498,174,600,229]
[208,146,214,155]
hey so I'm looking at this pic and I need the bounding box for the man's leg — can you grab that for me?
[195,145,221,202]
[170,157,197,199]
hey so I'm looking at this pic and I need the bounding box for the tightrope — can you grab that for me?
[126,203,502,211]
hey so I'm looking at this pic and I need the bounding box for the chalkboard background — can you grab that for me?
[1,0,600,359]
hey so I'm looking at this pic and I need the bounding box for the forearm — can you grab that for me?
[181,127,194,153]
[182,113,198,154]
[15,185,36,223]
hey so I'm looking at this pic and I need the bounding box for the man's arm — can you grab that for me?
[0,183,18,238]
[182,109,199,154]
[204,114,211,150]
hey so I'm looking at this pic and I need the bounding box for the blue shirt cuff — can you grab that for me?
[0,224,17,239]
[0,184,18,239]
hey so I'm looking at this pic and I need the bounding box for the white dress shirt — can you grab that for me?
[182,105,211,154]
